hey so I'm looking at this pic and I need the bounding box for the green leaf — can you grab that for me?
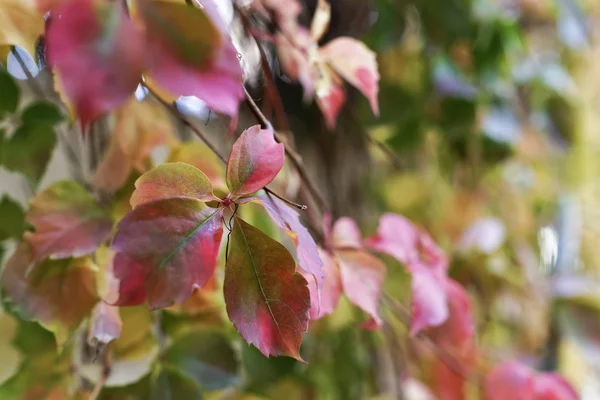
[151,366,203,400]
[163,329,239,391]
[0,196,25,241]
[0,68,19,118]
[20,101,63,127]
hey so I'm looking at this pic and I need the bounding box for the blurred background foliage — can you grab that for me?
[1,0,600,398]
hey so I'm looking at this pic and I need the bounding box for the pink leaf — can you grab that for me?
[304,248,341,320]
[224,217,309,360]
[331,217,362,249]
[248,194,324,288]
[276,28,314,100]
[410,266,449,335]
[88,302,122,348]
[130,163,216,208]
[315,73,345,130]
[432,357,468,400]
[534,373,579,400]
[338,249,385,328]
[111,198,223,309]
[140,0,244,116]
[484,362,537,400]
[24,181,113,262]
[319,37,380,116]
[226,125,284,198]
[46,0,145,126]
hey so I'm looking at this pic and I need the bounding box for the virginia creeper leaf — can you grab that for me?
[0,68,19,118]
[337,249,385,328]
[46,0,146,126]
[0,196,25,241]
[484,362,536,400]
[87,301,122,349]
[226,125,285,198]
[140,0,244,117]
[249,193,324,289]
[224,217,310,360]
[0,0,44,59]
[130,163,216,208]
[432,357,468,400]
[331,216,362,249]
[319,37,380,116]
[0,243,98,346]
[310,0,331,42]
[314,64,345,129]
[533,373,579,400]
[0,311,21,386]
[23,181,113,261]
[20,101,63,127]
[304,248,341,320]
[93,98,174,193]
[163,329,239,390]
[112,198,223,308]
[167,141,226,189]
[410,266,449,335]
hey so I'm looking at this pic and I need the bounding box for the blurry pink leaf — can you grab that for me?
[310,0,331,42]
[111,198,223,309]
[226,125,284,198]
[24,181,113,262]
[319,37,380,116]
[224,217,309,360]
[139,0,244,116]
[484,362,536,400]
[0,243,98,345]
[305,248,341,320]
[46,0,145,126]
[432,357,467,400]
[130,163,216,208]
[533,373,578,400]
[410,266,448,335]
[338,249,385,328]
[331,217,362,249]
[249,194,324,288]
[88,302,122,348]
[276,29,314,101]
[429,279,475,354]
[314,66,345,130]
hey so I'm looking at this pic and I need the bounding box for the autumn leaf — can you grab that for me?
[139,0,244,117]
[319,38,380,116]
[226,125,285,198]
[248,194,324,289]
[112,198,223,308]
[337,249,385,328]
[304,248,341,320]
[130,163,217,208]
[46,0,146,126]
[93,98,174,193]
[410,266,449,335]
[88,301,123,349]
[310,0,331,42]
[314,63,346,129]
[23,181,113,262]
[0,243,98,346]
[331,217,363,249]
[0,0,44,59]
[168,141,226,189]
[224,217,310,360]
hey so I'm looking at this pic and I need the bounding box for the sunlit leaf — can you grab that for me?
[226,125,284,198]
[224,217,310,360]
[310,0,331,42]
[0,311,21,386]
[168,141,226,189]
[46,0,146,125]
[130,163,216,208]
[24,180,113,261]
[112,199,223,308]
[0,0,43,58]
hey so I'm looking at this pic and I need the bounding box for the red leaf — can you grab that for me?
[338,249,385,328]
[429,279,475,354]
[331,216,362,249]
[432,357,468,400]
[304,248,341,320]
[319,37,380,116]
[24,181,113,262]
[248,194,324,288]
[315,68,345,130]
[484,362,536,400]
[0,243,98,345]
[88,301,122,348]
[140,0,244,116]
[46,0,145,126]
[112,198,223,308]
[410,266,449,335]
[226,125,285,198]
[130,162,216,208]
[534,373,578,400]
[224,217,310,360]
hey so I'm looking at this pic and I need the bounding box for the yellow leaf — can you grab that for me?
[0,310,22,386]
[0,0,44,59]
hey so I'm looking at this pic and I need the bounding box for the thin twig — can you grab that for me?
[366,134,404,169]
[89,349,111,400]
[144,83,306,211]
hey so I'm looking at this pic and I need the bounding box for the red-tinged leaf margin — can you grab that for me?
[23,180,113,262]
[46,0,146,126]
[224,216,310,361]
[226,125,285,198]
[304,248,341,320]
[111,198,224,309]
[130,162,216,208]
